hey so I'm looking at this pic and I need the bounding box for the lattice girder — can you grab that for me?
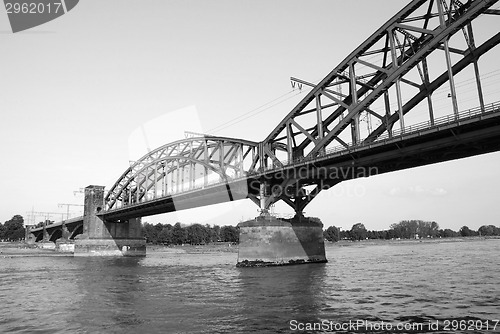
[105,137,258,210]
[261,0,499,168]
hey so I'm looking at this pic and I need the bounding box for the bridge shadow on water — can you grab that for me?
[70,257,147,332]
[235,262,334,333]
[66,255,339,333]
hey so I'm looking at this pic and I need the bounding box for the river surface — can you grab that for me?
[0,239,499,334]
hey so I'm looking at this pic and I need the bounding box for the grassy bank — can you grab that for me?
[0,241,65,257]
[326,235,500,247]
[147,243,238,254]
[0,241,239,257]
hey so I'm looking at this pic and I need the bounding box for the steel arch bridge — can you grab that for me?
[30,0,500,238]
[105,0,500,214]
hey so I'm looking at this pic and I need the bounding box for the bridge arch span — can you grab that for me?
[49,229,62,243]
[263,0,500,166]
[105,136,259,210]
[69,224,83,240]
[35,232,44,242]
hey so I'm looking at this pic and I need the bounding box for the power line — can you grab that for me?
[207,89,304,134]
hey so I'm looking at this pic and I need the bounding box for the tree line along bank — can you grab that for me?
[323,220,500,242]
[1,215,499,244]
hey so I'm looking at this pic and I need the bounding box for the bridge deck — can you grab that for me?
[102,104,500,221]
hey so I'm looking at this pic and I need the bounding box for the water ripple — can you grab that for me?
[0,239,499,333]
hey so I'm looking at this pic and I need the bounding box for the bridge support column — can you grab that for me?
[74,185,146,257]
[236,214,327,267]
[39,220,56,250]
[25,225,36,245]
[55,224,75,253]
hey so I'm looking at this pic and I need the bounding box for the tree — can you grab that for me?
[417,220,439,238]
[439,228,458,238]
[3,215,25,241]
[186,224,209,245]
[171,222,188,245]
[385,229,396,240]
[390,220,439,239]
[339,229,351,240]
[323,226,340,242]
[459,225,475,237]
[478,225,500,236]
[210,225,221,242]
[220,225,239,243]
[350,223,367,241]
[429,221,440,238]
[157,224,173,245]
[0,223,5,241]
[143,223,159,243]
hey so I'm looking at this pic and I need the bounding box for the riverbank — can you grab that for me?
[0,241,238,257]
[0,242,68,257]
[141,243,238,254]
[326,235,500,248]
[2,237,498,257]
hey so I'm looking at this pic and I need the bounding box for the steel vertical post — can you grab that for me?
[153,164,157,199]
[422,58,435,125]
[349,61,360,143]
[384,91,392,137]
[176,160,180,193]
[162,163,166,196]
[467,23,485,112]
[204,141,208,187]
[286,121,293,162]
[390,29,405,132]
[144,169,149,201]
[316,94,324,140]
[438,0,459,118]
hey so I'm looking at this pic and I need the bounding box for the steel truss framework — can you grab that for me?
[105,0,500,215]
[105,137,258,210]
[255,0,500,213]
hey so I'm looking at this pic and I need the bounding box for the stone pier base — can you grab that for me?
[55,240,75,253]
[74,238,146,257]
[39,241,56,250]
[73,186,147,257]
[236,215,327,267]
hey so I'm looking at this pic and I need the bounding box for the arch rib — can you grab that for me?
[105,136,258,210]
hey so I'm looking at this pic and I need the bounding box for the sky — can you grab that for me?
[1,0,499,231]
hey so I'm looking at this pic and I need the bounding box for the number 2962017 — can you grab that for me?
[5,2,63,14]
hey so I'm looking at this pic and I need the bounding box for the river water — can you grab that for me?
[0,239,499,334]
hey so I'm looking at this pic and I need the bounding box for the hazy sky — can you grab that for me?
[1,0,499,231]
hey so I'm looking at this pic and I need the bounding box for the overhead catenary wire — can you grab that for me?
[207,89,306,134]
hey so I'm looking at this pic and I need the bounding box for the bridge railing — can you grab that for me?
[271,101,500,169]
[376,103,499,141]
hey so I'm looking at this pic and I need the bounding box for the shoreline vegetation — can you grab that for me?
[0,241,239,258]
[323,220,500,242]
[1,236,499,258]
[1,215,499,258]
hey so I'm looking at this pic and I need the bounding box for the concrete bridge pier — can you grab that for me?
[25,225,36,245]
[55,224,75,253]
[37,221,56,250]
[236,213,327,267]
[74,185,146,257]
